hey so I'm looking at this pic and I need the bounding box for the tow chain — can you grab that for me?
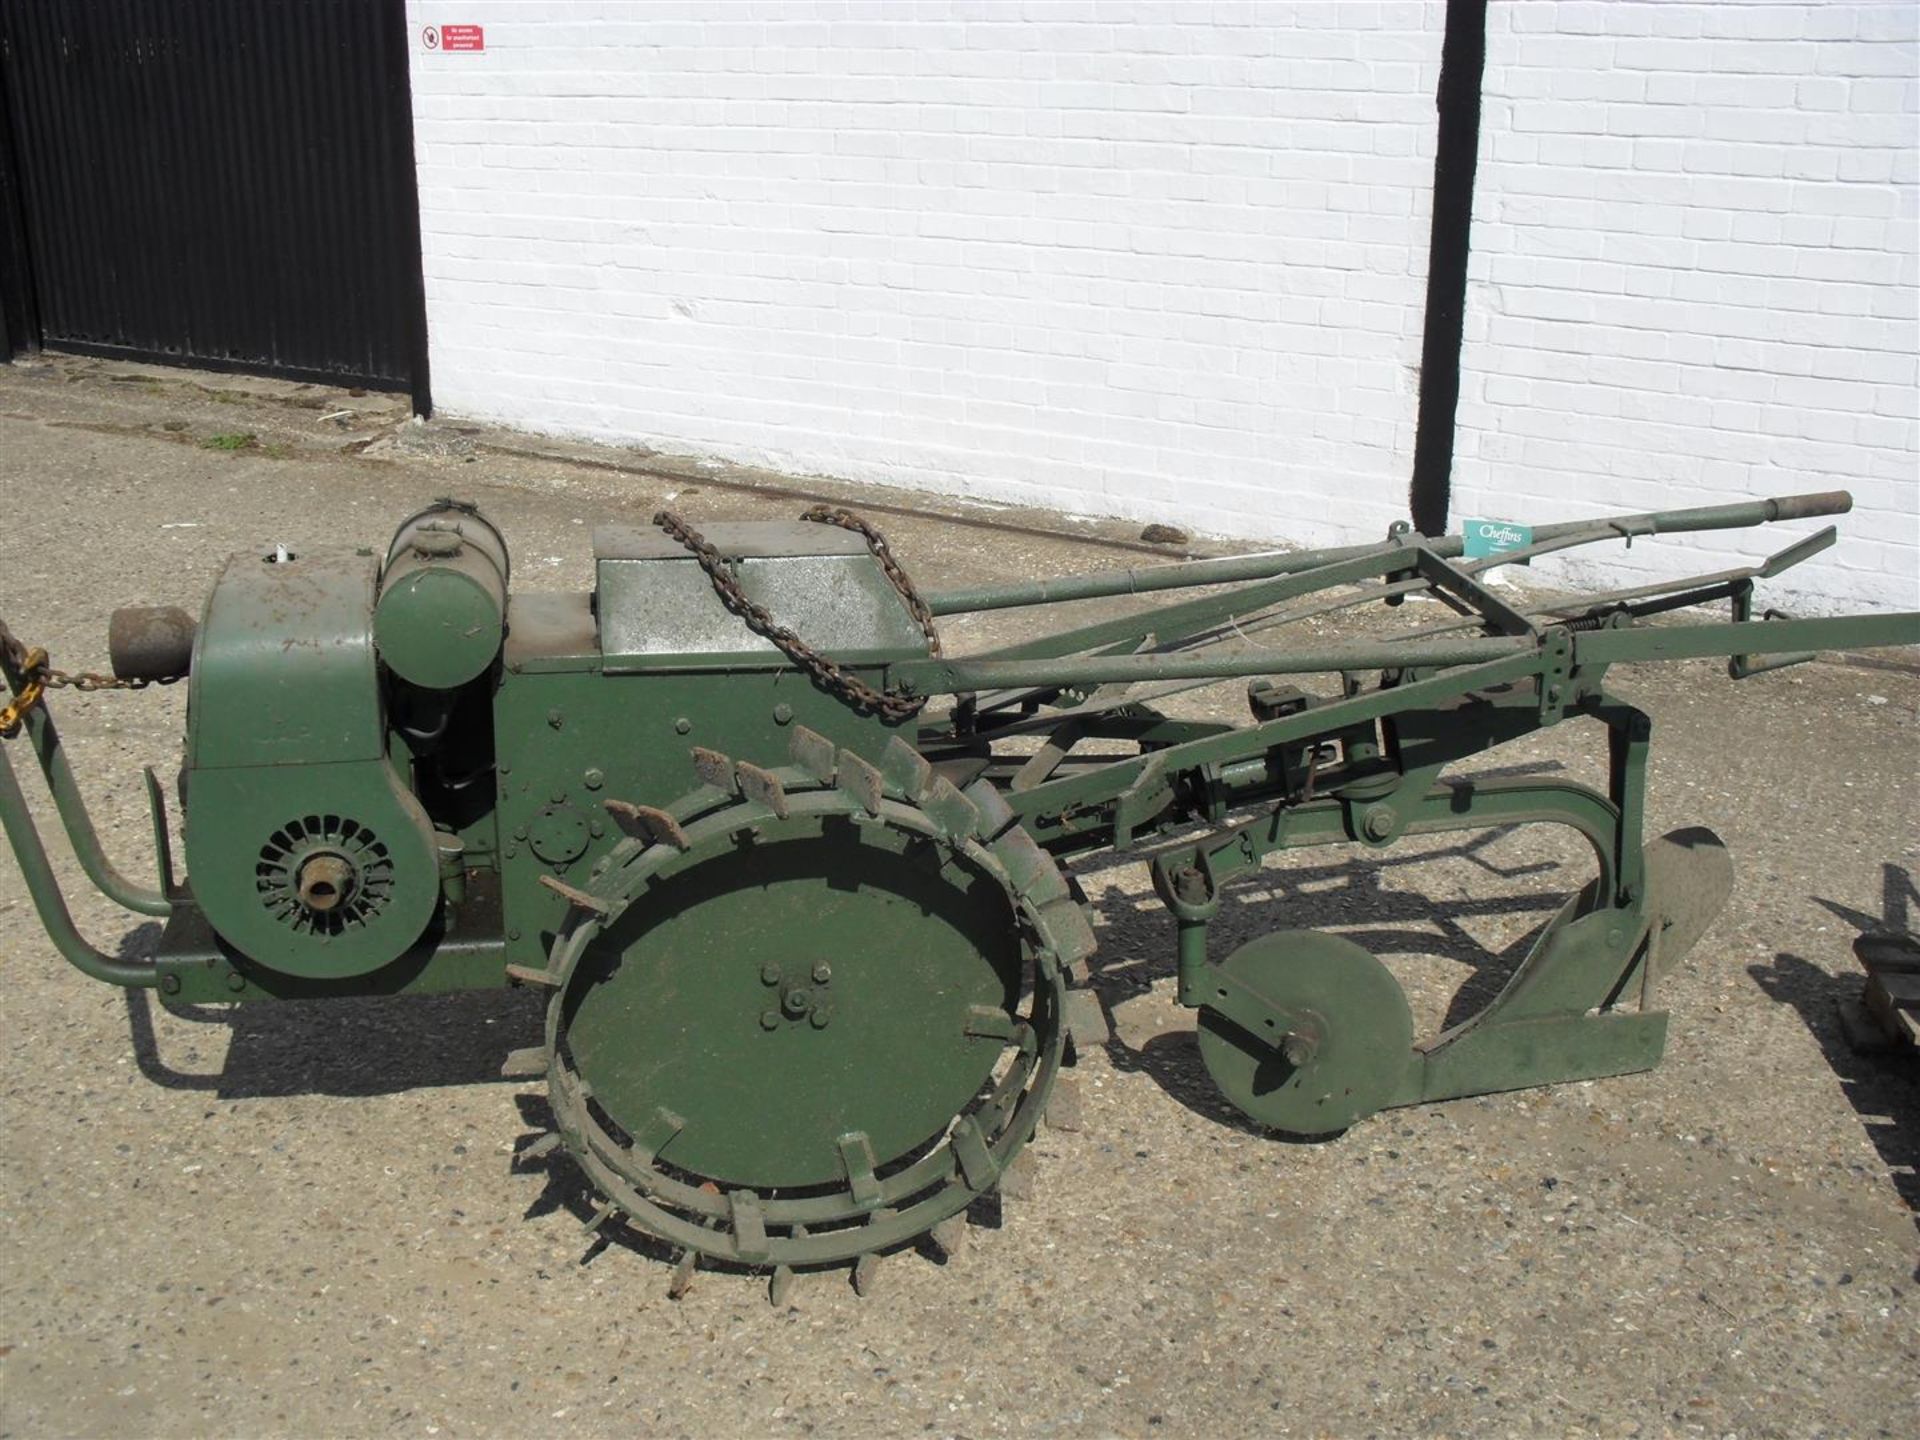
[796,505,943,657]
[652,507,939,721]
[0,617,184,738]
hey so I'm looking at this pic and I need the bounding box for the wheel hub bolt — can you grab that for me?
[1281,1030,1319,1067]
[1363,807,1395,841]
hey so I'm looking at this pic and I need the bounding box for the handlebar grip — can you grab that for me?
[1766,491,1852,522]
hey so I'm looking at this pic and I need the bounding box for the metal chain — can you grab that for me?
[797,504,943,657]
[0,617,183,737]
[651,511,930,721]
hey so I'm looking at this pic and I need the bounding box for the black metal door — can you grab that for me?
[0,0,429,409]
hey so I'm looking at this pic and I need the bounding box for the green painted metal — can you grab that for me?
[373,501,509,691]
[0,645,169,915]
[2,486,1916,1289]
[540,762,1076,1267]
[921,489,1853,615]
[1196,930,1414,1135]
[0,737,158,987]
[182,547,442,979]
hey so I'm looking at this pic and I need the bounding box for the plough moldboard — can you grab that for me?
[3,489,1915,1297]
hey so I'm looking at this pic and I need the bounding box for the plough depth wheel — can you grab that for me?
[537,764,1074,1269]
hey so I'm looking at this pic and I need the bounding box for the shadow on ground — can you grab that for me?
[124,978,544,1099]
[1748,861,1919,1226]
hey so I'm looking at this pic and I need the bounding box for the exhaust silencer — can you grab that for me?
[108,606,197,682]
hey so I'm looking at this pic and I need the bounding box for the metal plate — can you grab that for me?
[594,521,929,669]
[1197,930,1414,1136]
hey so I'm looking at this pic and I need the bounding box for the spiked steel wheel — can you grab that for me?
[534,731,1093,1270]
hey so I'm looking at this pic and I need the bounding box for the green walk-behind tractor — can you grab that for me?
[3,491,1915,1298]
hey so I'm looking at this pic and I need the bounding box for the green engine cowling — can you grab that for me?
[181,508,506,980]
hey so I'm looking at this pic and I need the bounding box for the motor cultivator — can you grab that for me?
[4,491,1914,1295]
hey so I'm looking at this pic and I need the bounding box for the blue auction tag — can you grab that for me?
[1462,519,1533,560]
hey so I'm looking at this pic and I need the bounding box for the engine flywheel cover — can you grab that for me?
[1197,929,1414,1136]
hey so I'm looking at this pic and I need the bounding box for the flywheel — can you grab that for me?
[533,730,1095,1273]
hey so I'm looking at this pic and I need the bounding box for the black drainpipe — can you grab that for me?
[1409,0,1489,537]
[0,28,40,361]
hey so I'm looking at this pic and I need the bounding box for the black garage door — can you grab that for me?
[0,0,429,409]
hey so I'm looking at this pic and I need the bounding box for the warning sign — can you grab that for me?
[421,24,484,52]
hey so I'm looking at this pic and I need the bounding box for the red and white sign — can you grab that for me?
[421,24,484,52]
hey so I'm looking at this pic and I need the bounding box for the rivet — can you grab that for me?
[583,768,604,790]
[551,787,567,804]
[502,844,517,858]
[674,717,692,735]
[226,971,247,993]
[160,973,182,995]
[588,819,605,838]
[513,824,529,840]
[507,927,521,941]
[773,703,794,725]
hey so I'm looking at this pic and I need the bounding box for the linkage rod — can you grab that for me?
[903,635,1529,694]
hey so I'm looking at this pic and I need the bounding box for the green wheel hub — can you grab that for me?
[1197,929,1414,1136]
[538,738,1093,1269]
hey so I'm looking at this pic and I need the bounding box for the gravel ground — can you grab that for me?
[1,355,1915,1439]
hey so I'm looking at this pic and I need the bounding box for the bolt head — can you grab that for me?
[759,1010,781,1031]
[583,768,604,790]
[674,717,692,735]
[773,703,795,725]
[760,961,783,986]
[1363,807,1394,840]
[811,961,832,984]
[1281,1031,1318,1067]
[1171,864,1208,902]
[809,1004,832,1029]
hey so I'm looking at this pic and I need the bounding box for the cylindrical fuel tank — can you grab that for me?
[373,499,509,690]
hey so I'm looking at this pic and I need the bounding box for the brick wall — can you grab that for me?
[407,1,1444,551]
[1456,2,1918,613]
[407,2,1917,613]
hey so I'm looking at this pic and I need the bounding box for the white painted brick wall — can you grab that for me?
[406,1,1444,551]
[1455,2,1918,614]
[407,2,1917,614]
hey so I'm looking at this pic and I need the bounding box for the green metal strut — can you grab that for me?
[1,642,171,917]
[0,737,159,989]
